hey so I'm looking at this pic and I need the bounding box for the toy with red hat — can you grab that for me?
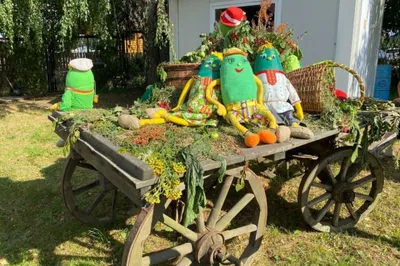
[219,6,247,36]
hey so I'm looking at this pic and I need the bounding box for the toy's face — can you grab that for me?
[198,55,222,79]
[222,54,253,77]
[254,48,283,72]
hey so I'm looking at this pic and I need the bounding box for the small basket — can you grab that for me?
[163,63,201,89]
[287,60,365,113]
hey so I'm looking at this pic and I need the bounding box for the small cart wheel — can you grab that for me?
[298,147,384,232]
[122,168,267,266]
[62,156,121,227]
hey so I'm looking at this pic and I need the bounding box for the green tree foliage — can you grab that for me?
[382,0,400,33]
[0,0,113,50]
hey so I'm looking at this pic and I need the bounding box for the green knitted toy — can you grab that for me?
[218,6,246,37]
[206,48,277,148]
[51,58,96,112]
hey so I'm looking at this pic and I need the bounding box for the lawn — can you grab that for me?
[0,96,399,266]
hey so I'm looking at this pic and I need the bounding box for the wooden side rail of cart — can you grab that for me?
[49,111,388,266]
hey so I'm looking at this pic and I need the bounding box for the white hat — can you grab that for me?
[68,58,93,71]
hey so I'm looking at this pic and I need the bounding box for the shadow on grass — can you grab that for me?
[0,101,48,119]
[252,158,400,250]
[0,157,128,266]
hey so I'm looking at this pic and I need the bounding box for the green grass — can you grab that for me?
[0,98,399,265]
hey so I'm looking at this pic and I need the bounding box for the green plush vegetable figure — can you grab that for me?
[50,58,96,112]
[218,6,246,37]
[118,53,223,129]
[254,43,313,142]
[206,48,277,148]
[284,55,301,72]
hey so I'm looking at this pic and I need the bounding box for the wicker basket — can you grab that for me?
[163,63,201,89]
[287,60,365,113]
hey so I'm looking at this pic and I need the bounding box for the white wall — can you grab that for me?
[349,0,385,97]
[170,0,211,59]
[172,0,342,65]
[170,0,384,97]
[281,0,340,66]
[334,0,358,94]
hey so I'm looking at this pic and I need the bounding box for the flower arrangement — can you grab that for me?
[179,0,306,70]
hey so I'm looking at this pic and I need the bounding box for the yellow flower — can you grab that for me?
[172,162,186,175]
[147,157,165,176]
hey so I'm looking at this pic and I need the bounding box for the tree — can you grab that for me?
[382,0,400,33]
[121,0,170,85]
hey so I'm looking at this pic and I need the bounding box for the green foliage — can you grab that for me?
[178,3,305,67]
[382,0,400,33]
[155,0,177,61]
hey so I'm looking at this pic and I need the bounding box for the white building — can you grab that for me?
[169,0,386,97]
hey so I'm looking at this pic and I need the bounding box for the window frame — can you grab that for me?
[209,0,282,32]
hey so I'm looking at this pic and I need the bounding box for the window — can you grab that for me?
[210,0,282,32]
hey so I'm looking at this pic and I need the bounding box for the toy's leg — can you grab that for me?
[257,107,277,144]
[156,109,192,126]
[164,115,191,126]
[139,118,166,127]
[283,111,314,139]
[227,112,260,148]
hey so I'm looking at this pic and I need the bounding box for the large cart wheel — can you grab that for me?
[122,168,267,266]
[62,156,121,227]
[298,147,384,232]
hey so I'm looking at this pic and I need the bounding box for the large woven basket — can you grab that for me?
[163,63,201,89]
[287,60,365,113]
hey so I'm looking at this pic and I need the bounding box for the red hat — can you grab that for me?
[220,6,246,27]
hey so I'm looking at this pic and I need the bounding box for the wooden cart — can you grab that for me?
[49,111,388,266]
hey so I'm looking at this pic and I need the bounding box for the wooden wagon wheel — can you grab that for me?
[298,147,384,232]
[62,155,121,227]
[122,168,267,266]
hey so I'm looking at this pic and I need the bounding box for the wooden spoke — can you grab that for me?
[62,156,126,226]
[141,243,193,266]
[346,159,362,182]
[86,191,106,214]
[161,214,198,242]
[345,203,358,220]
[196,207,206,233]
[72,179,100,196]
[351,175,376,189]
[299,147,384,232]
[354,192,374,201]
[215,193,255,231]
[315,199,335,222]
[122,168,267,266]
[311,181,332,191]
[222,224,257,240]
[332,202,343,227]
[224,253,242,266]
[175,254,195,266]
[207,175,234,228]
[321,166,336,185]
[307,192,331,207]
[111,189,118,219]
[338,157,351,181]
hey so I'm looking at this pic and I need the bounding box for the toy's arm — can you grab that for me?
[50,103,60,111]
[59,89,73,112]
[206,79,226,117]
[286,78,304,120]
[172,78,194,112]
[254,75,264,105]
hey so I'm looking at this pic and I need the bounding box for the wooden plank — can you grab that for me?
[49,111,340,190]
[73,138,144,206]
